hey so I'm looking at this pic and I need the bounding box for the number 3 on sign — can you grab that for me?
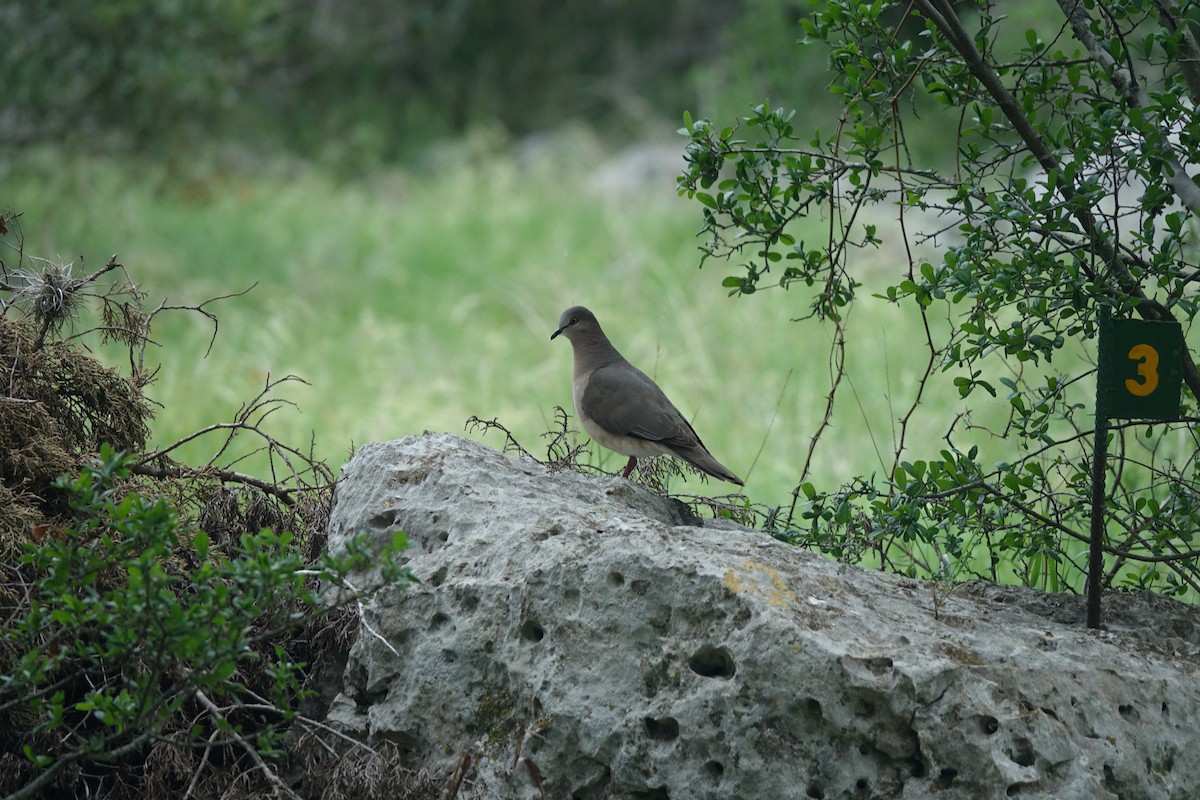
[1125,344,1159,397]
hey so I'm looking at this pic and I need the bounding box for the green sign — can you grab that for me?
[1097,318,1183,420]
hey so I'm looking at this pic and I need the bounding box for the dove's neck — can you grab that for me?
[572,335,625,377]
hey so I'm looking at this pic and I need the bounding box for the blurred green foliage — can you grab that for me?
[0,0,821,161]
[1,0,280,150]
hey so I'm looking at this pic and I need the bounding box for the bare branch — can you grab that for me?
[131,462,297,506]
[192,689,301,799]
[1057,0,1200,214]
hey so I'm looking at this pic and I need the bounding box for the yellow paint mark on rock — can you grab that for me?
[723,560,797,608]
[722,569,745,594]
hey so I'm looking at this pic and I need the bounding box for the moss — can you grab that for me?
[474,687,518,756]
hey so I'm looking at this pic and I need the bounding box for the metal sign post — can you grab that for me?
[1090,311,1183,627]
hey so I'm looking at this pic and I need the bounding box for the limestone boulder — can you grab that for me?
[319,433,1200,799]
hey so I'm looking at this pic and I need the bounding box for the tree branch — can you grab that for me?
[916,0,1200,404]
[130,462,297,506]
[1058,0,1200,214]
[1152,0,1200,107]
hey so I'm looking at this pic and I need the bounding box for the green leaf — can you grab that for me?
[194,530,210,560]
[23,745,53,768]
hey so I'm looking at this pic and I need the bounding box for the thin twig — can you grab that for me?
[192,688,301,799]
[131,462,296,506]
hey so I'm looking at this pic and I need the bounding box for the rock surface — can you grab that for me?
[320,433,1200,799]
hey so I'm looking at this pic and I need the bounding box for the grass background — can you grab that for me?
[4,126,1017,510]
[8,121,1198,600]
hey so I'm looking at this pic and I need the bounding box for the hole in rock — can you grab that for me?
[855,778,868,790]
[630,579,651,596]
[427,565,449,587]
[643,716,680,741]
[429,612,451,631]
[459,593,480,613]
[378,729,423,756]
[688,644,736,679]
[630,787,670,800]
[978,714,1000,735]
[935,768,958,789]
[608,571,625,587]
[1118,703,1140,723]
[1009,737,1035,768]
[519,620,545,642]
[571,766,613,800]
[368,510,400,530]
[798,697,823,723]
[1006,784,1022,796]
[1162,701,1170,717]
[703,760,724,780]
[805,784,825,799]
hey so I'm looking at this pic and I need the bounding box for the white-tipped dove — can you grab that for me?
[551,305,744,485]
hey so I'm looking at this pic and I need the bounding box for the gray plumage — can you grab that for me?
[551,305,744,486]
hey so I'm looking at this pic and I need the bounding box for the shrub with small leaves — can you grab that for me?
[1,446,414,800]
[679,0,1200,598]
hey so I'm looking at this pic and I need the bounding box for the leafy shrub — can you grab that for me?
[1,447,413,799]
[0,215,416,798]
[679,0,1200,601]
